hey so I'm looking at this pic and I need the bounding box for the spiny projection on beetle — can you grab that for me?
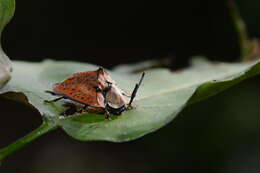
[44,67,145,120]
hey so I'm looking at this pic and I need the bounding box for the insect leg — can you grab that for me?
[60,103,78,116]
[128,72,145,108]
[45,90,59,96]
[104,108,111,120]
[102,82,112,120]
[44,96,65,103]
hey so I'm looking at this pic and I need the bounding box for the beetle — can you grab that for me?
[44,68,145,119]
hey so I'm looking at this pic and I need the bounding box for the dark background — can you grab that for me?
[2,0,247,67]
[1,0,260,172]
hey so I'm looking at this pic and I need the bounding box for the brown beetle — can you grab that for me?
[44,68,145,119]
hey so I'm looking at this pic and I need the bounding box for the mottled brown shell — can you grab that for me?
[52,69,108,108]
[52,68,131,113]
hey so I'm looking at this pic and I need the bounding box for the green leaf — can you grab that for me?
[0,0,15,88]
[0,0,15,33]
[0,57,260,143]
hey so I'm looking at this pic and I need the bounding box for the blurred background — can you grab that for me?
[1,0,260,172]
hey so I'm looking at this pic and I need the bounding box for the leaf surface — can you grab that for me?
[1,57,260,142]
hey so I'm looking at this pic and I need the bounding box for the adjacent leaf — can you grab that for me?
[0,50,11,88]
[0,57,260,142]
[0,0,15,33]
[0,0,15,88]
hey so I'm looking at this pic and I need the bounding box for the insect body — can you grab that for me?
[44,68,145,119]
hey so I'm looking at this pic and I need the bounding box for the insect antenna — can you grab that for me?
[127,72,145,108]
[103,82,112,120]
